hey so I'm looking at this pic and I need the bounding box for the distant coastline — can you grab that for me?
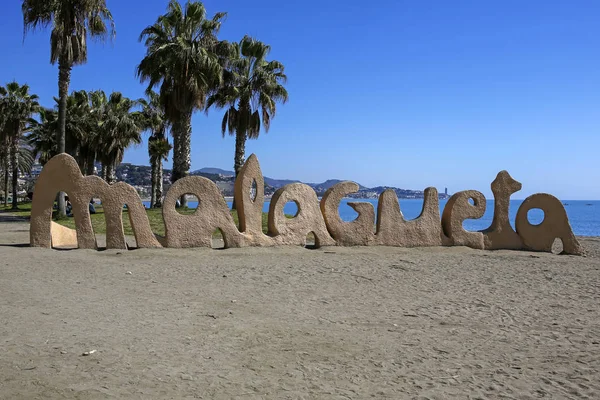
[140,195,431,203]
[114,162,451,201]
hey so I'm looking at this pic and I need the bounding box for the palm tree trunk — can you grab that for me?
[156,160,164,208]
[57,58,71,217]
[72,144,82,167]
[3,155,8,208]
[231,131,248,211]
[86,152,96,176]
[10,135,19,210]
[172,109,192,208]
[3,169,8,208]
[100,164,107,181]
[150,158,157,208]
[58,60,70,153]
[105,163,116,184]
[77,146,87,174]
[111,162,117,184]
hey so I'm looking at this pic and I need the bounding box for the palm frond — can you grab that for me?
[206,35,288,142]
[23,0,115,66]
[137,0,227,121]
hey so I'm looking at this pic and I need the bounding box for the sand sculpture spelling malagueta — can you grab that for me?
[29,153,583,255]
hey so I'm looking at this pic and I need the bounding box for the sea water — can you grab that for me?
[143,199,600,236]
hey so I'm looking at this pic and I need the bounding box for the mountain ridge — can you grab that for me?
[193,168,368,191]
[117,163,449,199]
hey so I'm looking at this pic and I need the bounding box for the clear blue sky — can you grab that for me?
[1,1,599,199]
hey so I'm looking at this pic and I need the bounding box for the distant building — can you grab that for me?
[445,187,448,196]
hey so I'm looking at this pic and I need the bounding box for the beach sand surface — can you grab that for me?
[1,219,599,399]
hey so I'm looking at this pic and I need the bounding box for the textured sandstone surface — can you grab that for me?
[516,193,584,255]
[163,176,245,248]
[30,154,160,250]
[482,170,524,250]
[268,183,335,247]
[441,190,486,249]
[320,181,375,246]
[29,154,582,256]
[233,154,274,246]
[376,188,450,247]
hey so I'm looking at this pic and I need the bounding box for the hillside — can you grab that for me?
[115,163,448,199]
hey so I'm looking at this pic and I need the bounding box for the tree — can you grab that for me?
[206,35,288,208]
[62,90,92,171]
[28,107,58,166]
[82,89,111,176]
[148,138,172,208]
[137,0,228,207]
[22,0,115,215]
[0,82,39,209]
[75,89,106,176]
[138,91,170,208]
[0,102,9,207]
[0,149,7,206]
[28,90,142,182]
[96,92,142,184]
[28,91,97,173]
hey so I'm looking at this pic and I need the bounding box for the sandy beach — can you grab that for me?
[1,217,599,399]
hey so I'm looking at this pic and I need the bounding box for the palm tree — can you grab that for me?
[137,0,228,207]
[28,107,58,165]
[0,82,39,209]
[0,105,9,207]
[28,92,95,172]
[0,137,35,206]
[63,90,92,171]
[0,148,7,206]
[148,138,172,208]
[96,92,142,184]
[22,0,115,215]
[206,36,288,209]
[13,138,36,178]
[138,91,169,208]
[83,89,109,176]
